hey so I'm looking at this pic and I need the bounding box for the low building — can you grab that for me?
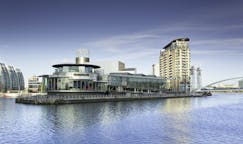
[28,76,41,93]
[239,80,243,89]
[108,73,165,93]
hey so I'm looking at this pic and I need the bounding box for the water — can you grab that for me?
[1,93,243,144]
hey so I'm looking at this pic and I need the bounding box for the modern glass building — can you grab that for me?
[16,68,25,90]
[40,54,107,93]
[108,73,166,93]
[0,63,25,92]
[8,66,19,90]
[42,53,166,94]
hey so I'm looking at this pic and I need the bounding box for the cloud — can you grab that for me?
[192,38,243,46]
[192,49,243,56]
[82,32,160,53]
[79,24,243,65]
[191,38,243,56]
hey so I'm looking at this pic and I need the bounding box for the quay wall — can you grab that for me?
[15,93,206,105]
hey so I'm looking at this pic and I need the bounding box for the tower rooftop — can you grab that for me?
[163,38,190,49]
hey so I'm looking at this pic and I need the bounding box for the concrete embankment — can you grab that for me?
[15,93,207,105]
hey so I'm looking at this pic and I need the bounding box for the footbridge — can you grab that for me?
[203,77,243,88]
[197,77,243,92]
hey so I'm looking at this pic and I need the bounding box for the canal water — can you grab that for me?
[1,93,243,144]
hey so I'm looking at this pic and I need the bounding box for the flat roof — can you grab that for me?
[109,73,163,79]
[163,38,190,49]
[123,68,136,71]
[52,63,100,69]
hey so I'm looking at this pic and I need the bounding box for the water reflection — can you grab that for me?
[162,98,193,113]
[1,94,243,144]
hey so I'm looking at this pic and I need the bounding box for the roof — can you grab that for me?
[52,63,100,69]
[123,68,136,71]
[163,38,190,49]
[109,73,165,80]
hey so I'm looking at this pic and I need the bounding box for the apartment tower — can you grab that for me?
[160,38,191,92]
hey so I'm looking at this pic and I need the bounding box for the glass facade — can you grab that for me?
[44,58,166,94]
[0,63,25,92]
[45,65,166,94]
[108,73,166,93]
[45,63,106,93]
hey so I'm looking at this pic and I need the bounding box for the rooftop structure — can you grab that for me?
[163,38,190,50]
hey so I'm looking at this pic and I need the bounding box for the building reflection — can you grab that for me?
[158,98,193,144]
[163,98,193,113]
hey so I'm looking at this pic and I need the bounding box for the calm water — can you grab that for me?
[1,93,243,144]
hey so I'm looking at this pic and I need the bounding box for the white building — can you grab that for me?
[0,63,25,92]
[190,66,196,92]
[197,67,202,90]
[95,61,136,74]
[239,79,243,89]
[28,76,41,93]
[160,38,190,92]
[190,66,202,91]
[152,64,160,77]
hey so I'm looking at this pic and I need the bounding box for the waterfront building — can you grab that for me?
[108,73,165,93]
[95,61,136,74]
[238,79,243,89]
[28,76,41,93]
[0,63,11,92]
[217,83,238,89]
[121,68,137,74]
[16,68,25,90]
[190,66,196,92]
[8,66,19,90]
[39,75,48,93]
[0,63,25,92]
[197,67,202,90]
[152,64,160,77]
[41,51,166,94]
[159,38,191,92]
[95,61,125,74]
[190,66,202,91]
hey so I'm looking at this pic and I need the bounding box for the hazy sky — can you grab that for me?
[0,0,243,86]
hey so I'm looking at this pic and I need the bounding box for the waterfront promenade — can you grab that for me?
[15,92,207,104]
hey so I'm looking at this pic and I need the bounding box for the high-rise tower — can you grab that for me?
[160,38,191,92]
[196,67,202,90]
[190,66,196,91]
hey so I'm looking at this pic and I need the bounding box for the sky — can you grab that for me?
[0,0,243,86]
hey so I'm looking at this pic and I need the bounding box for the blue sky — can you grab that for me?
[0,0,243,86]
